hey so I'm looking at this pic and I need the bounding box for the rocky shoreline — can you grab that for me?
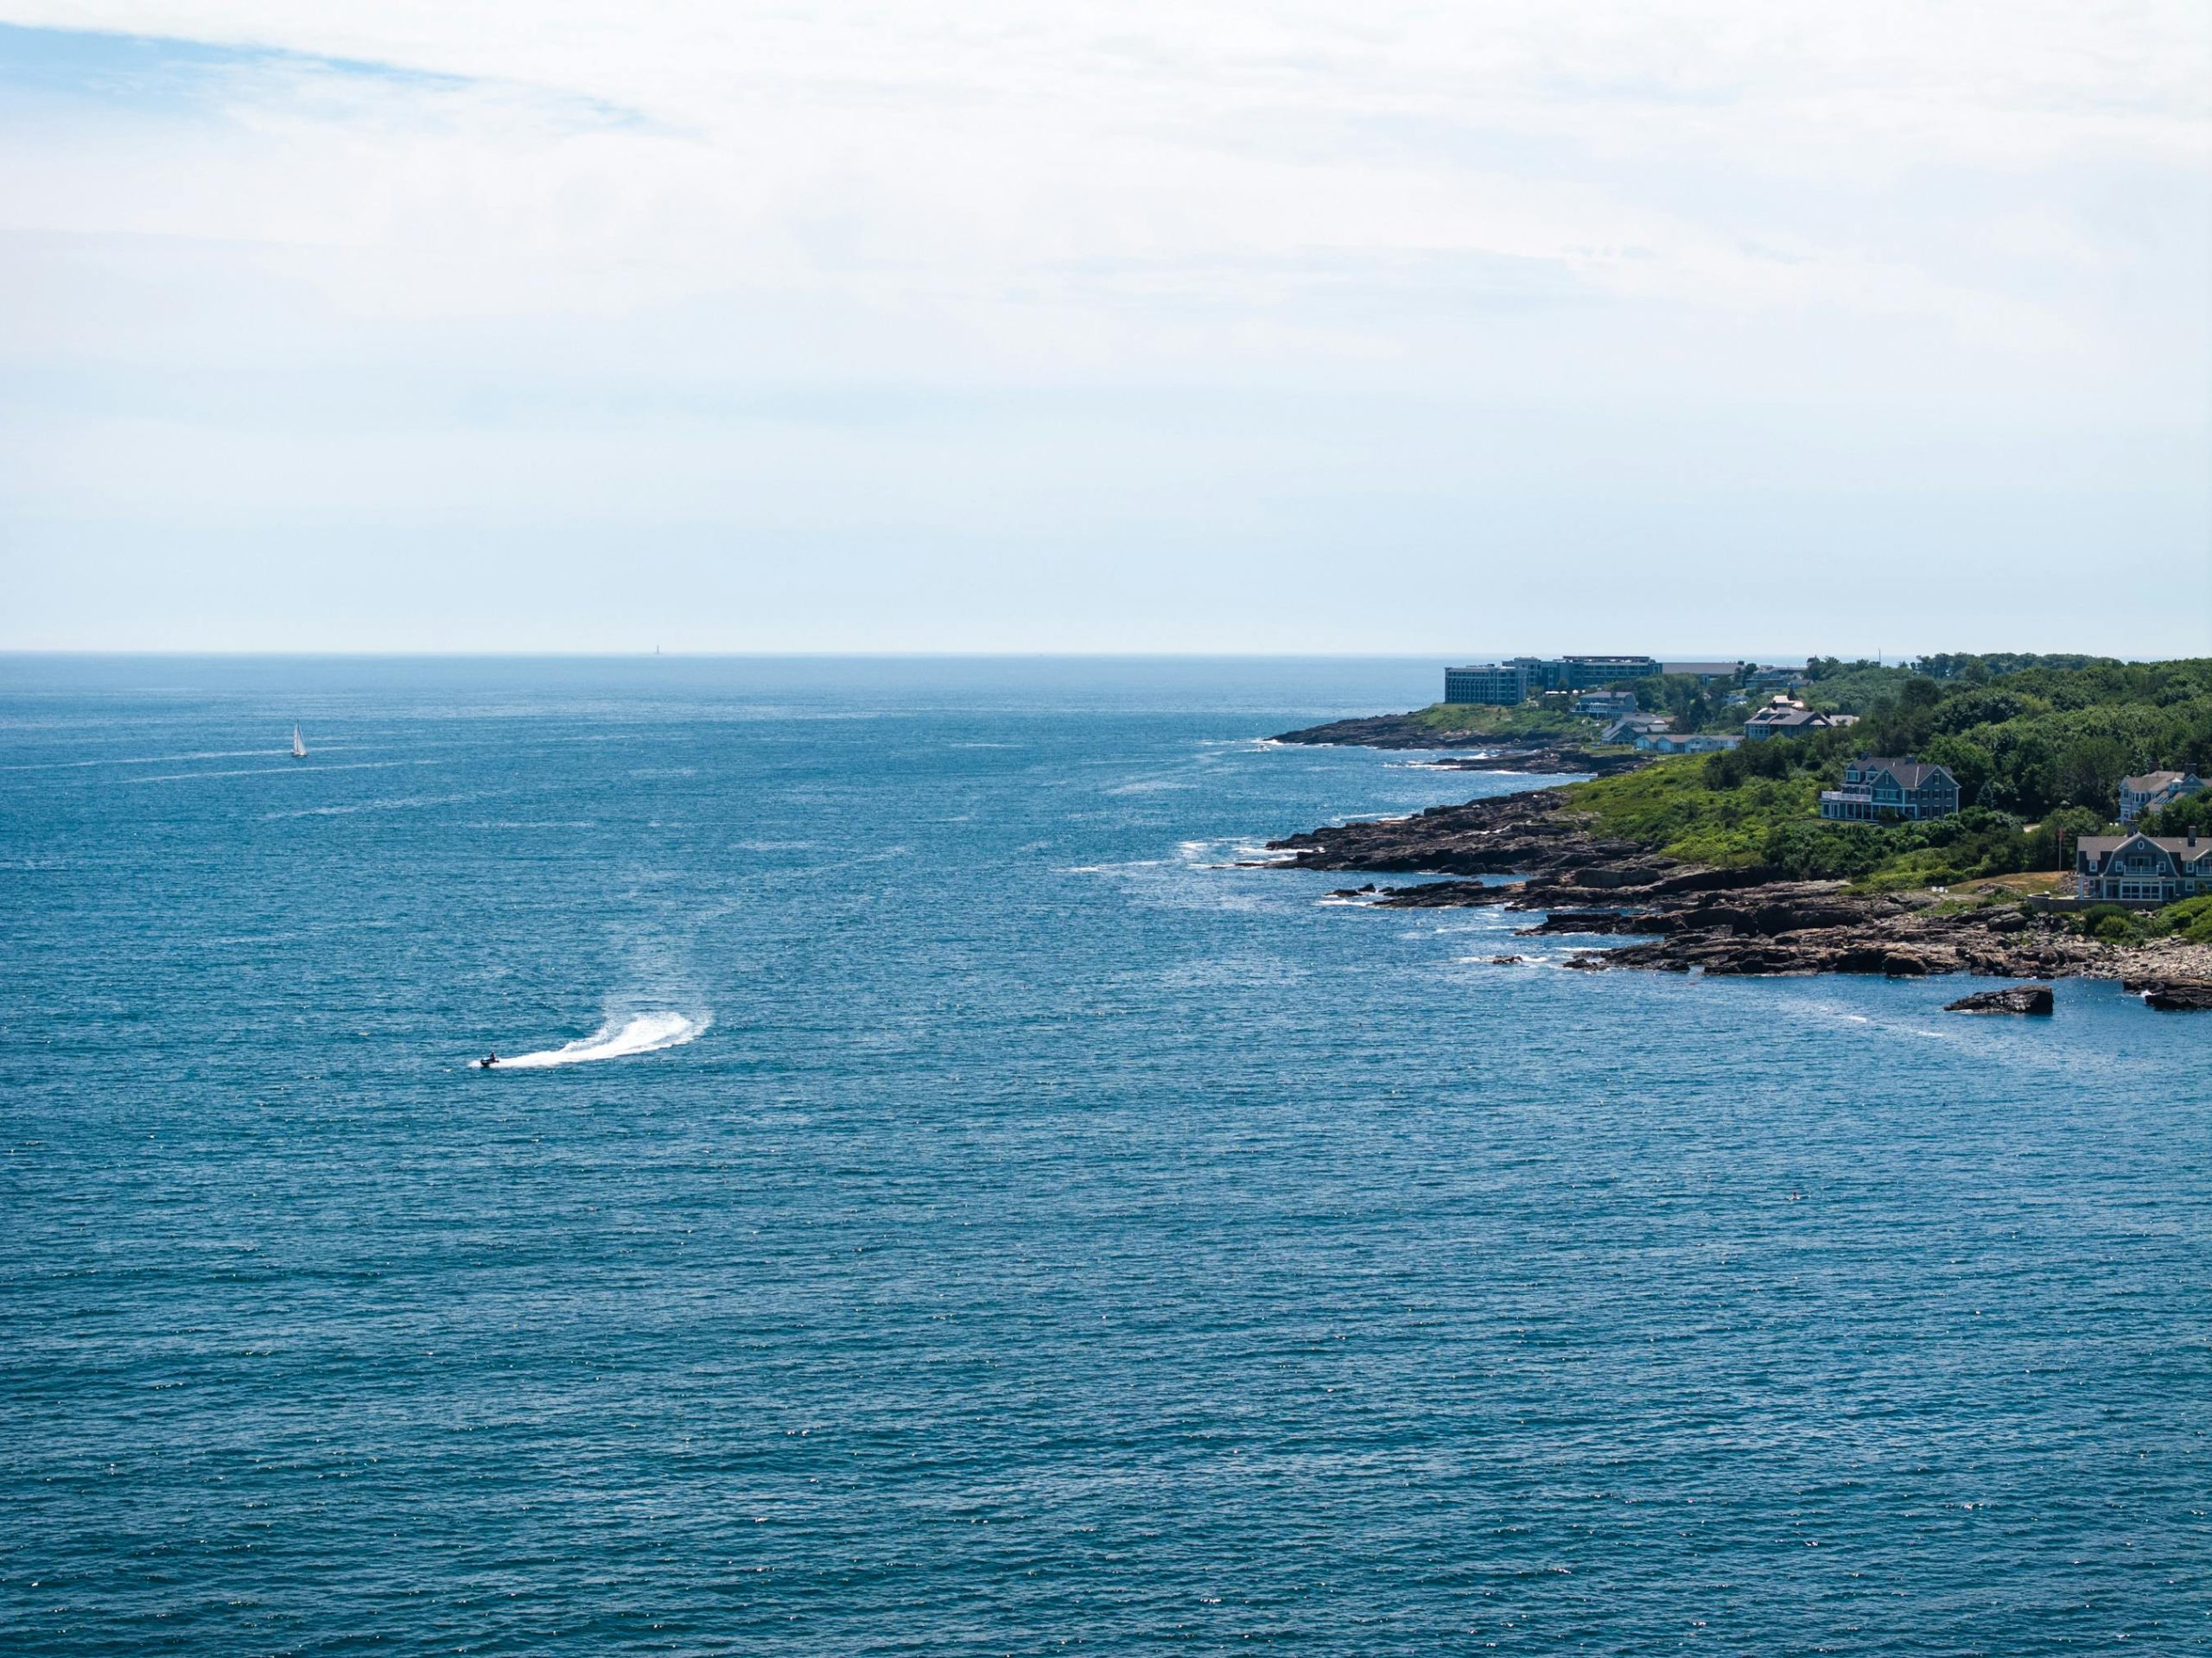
[1268,786,2212,995]
[1270,716,1646,775]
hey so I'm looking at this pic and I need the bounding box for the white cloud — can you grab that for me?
[0,1,2205,650]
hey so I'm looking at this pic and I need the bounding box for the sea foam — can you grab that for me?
[490,1012,707,1070]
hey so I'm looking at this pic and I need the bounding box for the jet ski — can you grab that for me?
[477,1052,499,1070]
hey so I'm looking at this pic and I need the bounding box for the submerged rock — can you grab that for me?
[1945,985,2055,1015]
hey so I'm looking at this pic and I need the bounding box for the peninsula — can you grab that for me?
[1268,654,2212,998]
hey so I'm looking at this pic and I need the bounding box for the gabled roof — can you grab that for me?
[2120,771,2196,793]
[1851,757,1955,790]
[2077,832,2208,861]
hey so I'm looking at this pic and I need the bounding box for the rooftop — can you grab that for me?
[2078,832,2206,854]
[1848,758,1954,789]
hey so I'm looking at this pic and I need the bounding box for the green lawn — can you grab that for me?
[1402,702,1598,741]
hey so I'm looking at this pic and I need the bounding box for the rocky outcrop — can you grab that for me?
[1272,713,1503,749]
[1421,746,1649,776]
[1269,789,2139,982]
[1946,986,2055,1014]
[2139,981,2212,1011]
[1268,715,1646,774]
[1373,880,1521,908]
[1504,891,2113,979]
[1269,789,1635,880]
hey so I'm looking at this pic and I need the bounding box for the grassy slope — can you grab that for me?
[1401,702,1599,740]
[1561,758,2212,941]
[1563,758,1818,866]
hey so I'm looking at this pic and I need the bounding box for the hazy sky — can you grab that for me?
[2,3,2208,656]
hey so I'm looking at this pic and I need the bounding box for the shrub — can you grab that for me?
[2091,912,2146,944]
[2073,902,2147,943]
[2155,895,2212,944]
[1763,821,1895,880]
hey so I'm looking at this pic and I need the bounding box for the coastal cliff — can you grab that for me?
[1270,714,1644,773]
[1268,657,2212,994]
[1268,781,2212,991]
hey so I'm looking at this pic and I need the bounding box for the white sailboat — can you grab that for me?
[291,725,308,759]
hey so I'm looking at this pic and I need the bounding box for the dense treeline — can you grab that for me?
[1708,657,2212,819]
[2145,791,2212,837]
[1567,657,2212,889]
[1622,673,1738,733]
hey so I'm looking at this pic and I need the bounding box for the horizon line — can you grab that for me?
[0,647,2062,664]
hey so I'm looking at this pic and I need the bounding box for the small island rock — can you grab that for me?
[1944,986,2054,1015]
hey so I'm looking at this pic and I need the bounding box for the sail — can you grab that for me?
[292,725,308,759]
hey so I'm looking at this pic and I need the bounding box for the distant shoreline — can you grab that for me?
[1269,712,1649,775]
[1264,727,2212,1001]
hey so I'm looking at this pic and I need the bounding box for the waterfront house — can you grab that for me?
[1573,689,1639,717]
[1747,665,1807,694]
[1818,758,1960,823]
[2117,771,2204,825]
[2075,832,2211,905]
[1745,696,1856,742]
[1444,663,1531,705]
[1600,713,1672,744]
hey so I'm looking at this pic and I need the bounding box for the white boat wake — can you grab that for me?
[489,1011,708,1070]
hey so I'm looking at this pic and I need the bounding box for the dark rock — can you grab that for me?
[1698,947,1827,976]
[1635,866,1786,897]
[1374,880,1519,908]
[1516,910,1638,936]
[2142,981,2212,1011]
[1272,766,2158,988]
[1268,788,1580,877]
[1945,985,2054,1014]
[1830,947,1895,975]
[1268,715,1649,775]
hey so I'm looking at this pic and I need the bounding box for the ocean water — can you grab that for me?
[2,656,2206,1655]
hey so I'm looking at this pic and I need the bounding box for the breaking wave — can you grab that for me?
[489,1011,707,1070]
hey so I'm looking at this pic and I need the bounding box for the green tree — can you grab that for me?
[2027,805,2107,872]
[1922,734,1994,806]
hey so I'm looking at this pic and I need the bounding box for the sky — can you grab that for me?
[1,2,2207,657]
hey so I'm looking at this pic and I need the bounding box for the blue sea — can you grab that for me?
[3,656,2206,1655]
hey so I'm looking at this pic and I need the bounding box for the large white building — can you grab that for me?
[1443,664,1532,705]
